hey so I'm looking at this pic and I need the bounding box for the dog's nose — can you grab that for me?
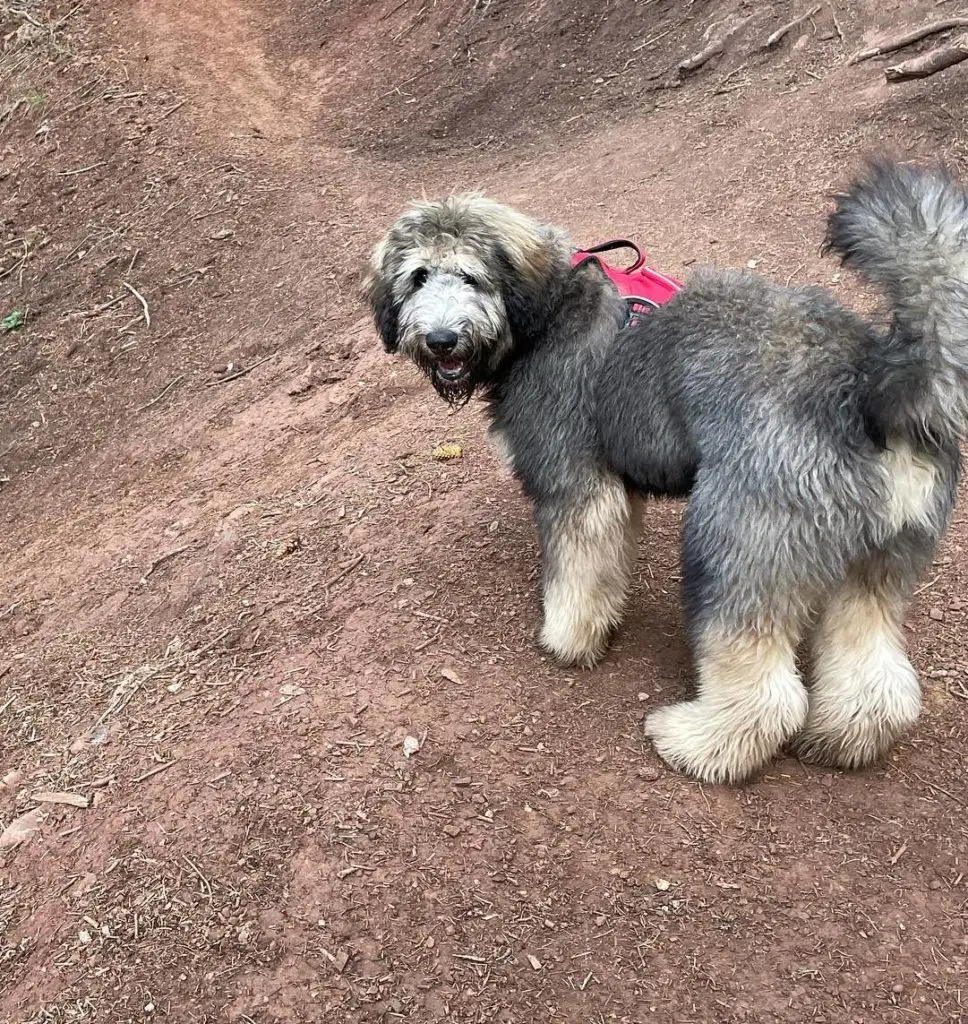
[426,329,459,353]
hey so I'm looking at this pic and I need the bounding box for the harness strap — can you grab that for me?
[572,246,682,327]
[577,239,646,272]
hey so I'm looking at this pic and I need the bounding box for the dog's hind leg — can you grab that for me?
[644,481,810,783]
[644,623,807,784]
[791,547,929,770]
[537,476,640,668]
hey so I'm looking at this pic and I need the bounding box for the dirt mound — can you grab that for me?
[263,0,856,157]
[2,1,968,1022]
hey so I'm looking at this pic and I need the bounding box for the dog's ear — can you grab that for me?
[362,267,400,353]
[496,244,557,347]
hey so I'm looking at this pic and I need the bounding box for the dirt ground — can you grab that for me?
[1,1,967,1021]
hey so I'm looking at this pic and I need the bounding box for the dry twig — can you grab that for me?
[134,761,177,783]
[139,374,185,412]
[142,544,191,582]
[122,281,151,329]
[32,791,89,808]
[320,554,365,591]
[909,770,967,807]
[56,161,106,176]
[204,353,275,386]
[827,4,845,42]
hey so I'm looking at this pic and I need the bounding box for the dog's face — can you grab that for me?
[364,195,566,404]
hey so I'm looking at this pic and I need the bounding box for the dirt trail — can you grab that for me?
[1,1,967,1022]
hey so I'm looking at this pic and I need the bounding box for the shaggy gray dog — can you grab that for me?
[363,159,968,784]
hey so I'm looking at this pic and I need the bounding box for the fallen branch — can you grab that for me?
[761,6,820,50]
[158,99,186,121]
[712,61,751,94]
[886,31,968,79]
[33,791,89,809]
[632,27,673,53]
[848,17,968,64]
[678,17,751,74]
[679,37,727,73]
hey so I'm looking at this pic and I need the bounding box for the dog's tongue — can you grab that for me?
[438,359,463,372]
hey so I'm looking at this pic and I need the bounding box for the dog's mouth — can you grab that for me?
[432,357,470,384]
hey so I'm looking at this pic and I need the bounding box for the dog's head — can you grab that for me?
[363,194,568,404]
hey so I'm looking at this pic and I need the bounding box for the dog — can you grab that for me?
[363,159,968,784]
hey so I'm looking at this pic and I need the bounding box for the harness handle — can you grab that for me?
[577,239,646,273]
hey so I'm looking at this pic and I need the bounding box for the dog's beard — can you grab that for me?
[404,331,503,408]
[429,364,477,406]
[407,350,480,407]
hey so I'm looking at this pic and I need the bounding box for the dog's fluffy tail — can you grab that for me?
[824,158,968,442]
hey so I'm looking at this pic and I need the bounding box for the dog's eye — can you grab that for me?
[459,272,479,288]
[411,268,428,289]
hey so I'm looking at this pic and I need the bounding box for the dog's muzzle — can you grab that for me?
[425,329,472,387]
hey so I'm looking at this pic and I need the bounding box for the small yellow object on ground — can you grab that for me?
[432,443,463,461]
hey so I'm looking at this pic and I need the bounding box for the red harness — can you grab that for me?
[571,240,683,325]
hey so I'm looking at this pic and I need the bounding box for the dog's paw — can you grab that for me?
[538,614,611,668]
[537,626,606,668]
[790,704,919,771]
[644,697,801,785]
[644,703,749,784]
[791,655,921,770]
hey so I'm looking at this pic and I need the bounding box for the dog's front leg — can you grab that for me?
[536,478,641,668]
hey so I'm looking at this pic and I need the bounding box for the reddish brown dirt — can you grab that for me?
[2,2,968,1022]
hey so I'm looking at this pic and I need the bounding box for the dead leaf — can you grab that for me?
[440,667,463,685]
[655,878,671,891]
[527,953,543,971]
